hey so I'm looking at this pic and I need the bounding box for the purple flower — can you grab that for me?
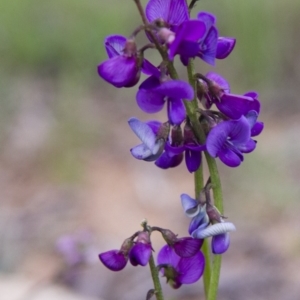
[191,222,236,254]
[146,0,189,31]
[98,36,141,88]
[157,245,205,289]
[128,118,169,161]
[206,116,252,167]
[155,123,205,172]
[160,229,203,258]
[129,232,152,266]
[99,238,133,272]
[136,76,194,125]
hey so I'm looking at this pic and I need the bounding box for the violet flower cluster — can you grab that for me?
[97,0,263,294]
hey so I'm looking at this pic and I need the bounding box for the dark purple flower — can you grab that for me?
[99,238,133,272]
[157,245,205,289]
[146,0,189,31]
[160,229,203,258]
[155,123,205,172]
[129,232,152,266]
[136,76,194,125]
[98,36,141,88]
[128,118,169,161]
[206,116,252,167]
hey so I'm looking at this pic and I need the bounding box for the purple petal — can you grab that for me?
[136,77,165,113]
[218,147,242,167]
[165,142,185,156]
[192,222,236,239]
[238,139,256,153]
[198,26,218,66]
[155,80,194,100]
[245,110,258,128]
[129,243,152,266]
[141,59,161,77]
[189,211,209,235]
[147,120,162,135]
[185,149,201,173]
[104,35,127,58]
[205,72,230,93]
[177,252,205,284]
[217,93,259,119]
[251,122,264,137]
[167,98,186,125]
[216,37,236,59]
[173,237,203,257]
[168,0,189,26]
[177,40,201,58]
[128,118,156,150]
[169,20,206,60]
[197,11,216,30]
[155,152,183,169]
[180,194,199,217]
[98,56,139,88]
[157,245,180,267]
[130,144,153,160]
[212,233,230,254]
[99,250,128,271]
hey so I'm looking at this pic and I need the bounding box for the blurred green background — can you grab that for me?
[0,0,300,299]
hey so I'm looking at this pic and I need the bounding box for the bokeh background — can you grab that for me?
[1,0,300,299]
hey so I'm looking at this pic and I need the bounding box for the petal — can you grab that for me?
[155,80,194,100]
[99,250,128,271]
[176,252,205,284]
[104,35,127,58]
[165,142,185,156]
[168,0,189,26]
[144,139,165,161]
[98,56,138,88]
[129,243,152,266]
[157,245,180,267]
[146,0,170,23]
[155,152,183,169]
[169,20,206,60]
[189,210,209,235]
[128,118,156,151]
[193,222,236,239]
[167,98,186,125]
[205,72,230,93]
[251,121,264,137]
[185,149,201,173]
[141,59,161,77]
[197,11,216,30]
[146,120,162,135]
[212,233,230,254]
[216,37,236,59]
[238,139,256,153]
[219,146,243,167]
[136,77,165,113]
[173,237,203,258]
[130,143,153,160]
[245,110,258,128]
[180,194,199,217]
[217,93,258,119]
[228,117,251,144]
[198,26,218,66]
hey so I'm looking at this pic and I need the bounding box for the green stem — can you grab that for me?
[202,239,212,298]
[148,253,164,300]
[207,255,222,300]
